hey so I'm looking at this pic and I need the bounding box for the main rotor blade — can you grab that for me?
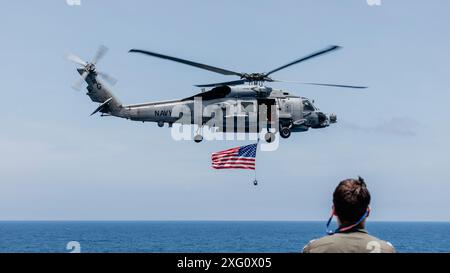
[92,45,108,65]
[265,45,341,76]
[195,79,247,88]
[272,80,367,89]
[129,49,243,77]
[300,82,367,89]
[72,71,89,91]
[97,71,118,86]
[66,53,87,67]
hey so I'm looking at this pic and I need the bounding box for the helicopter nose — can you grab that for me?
[317,112,327,124]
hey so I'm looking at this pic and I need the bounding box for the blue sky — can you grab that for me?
[0,0,449,221]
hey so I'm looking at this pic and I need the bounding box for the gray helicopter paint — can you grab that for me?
[82,71,335,136]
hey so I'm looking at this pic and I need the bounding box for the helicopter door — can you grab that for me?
[280,98,291,113]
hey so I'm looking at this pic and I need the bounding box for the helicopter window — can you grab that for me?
[240,101,255,113]
[303,100,315,111]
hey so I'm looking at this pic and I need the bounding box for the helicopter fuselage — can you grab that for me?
[84,72,336,141]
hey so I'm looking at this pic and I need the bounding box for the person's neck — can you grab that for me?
[338,220,366,230]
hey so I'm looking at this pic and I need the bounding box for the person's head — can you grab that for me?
[332,177,371,226]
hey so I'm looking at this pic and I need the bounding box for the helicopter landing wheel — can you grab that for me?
[194,134,203,143]
[264,132,275,143]
[280,127,291,139]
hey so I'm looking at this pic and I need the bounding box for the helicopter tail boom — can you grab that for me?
[80,69,123,116]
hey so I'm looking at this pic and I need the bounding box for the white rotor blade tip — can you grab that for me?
[72,71,88,91]
[66,53,87,66]
[92,45,108,64]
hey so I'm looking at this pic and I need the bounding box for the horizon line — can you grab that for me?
[0,219,449,223]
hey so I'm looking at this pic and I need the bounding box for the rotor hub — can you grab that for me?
[85,63,96,73]
[240,73,273,86]
[241,73,271,81]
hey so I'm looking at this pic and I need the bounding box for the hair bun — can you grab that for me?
[357,176,366,186]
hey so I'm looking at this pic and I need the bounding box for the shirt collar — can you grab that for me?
[339,227,368,234]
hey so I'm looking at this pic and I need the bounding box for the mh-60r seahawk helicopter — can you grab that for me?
[67,45,366,143]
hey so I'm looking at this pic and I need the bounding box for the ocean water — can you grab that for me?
[0,221,449,253]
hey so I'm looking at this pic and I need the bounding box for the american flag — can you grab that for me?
[212,143,257,170]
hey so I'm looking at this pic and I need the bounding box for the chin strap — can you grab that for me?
[326,209,369,235]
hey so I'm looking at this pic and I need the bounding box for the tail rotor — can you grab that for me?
[66,45,117,91]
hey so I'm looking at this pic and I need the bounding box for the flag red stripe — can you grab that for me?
[212,166,255,170]
[212,150,238,157]
[212,162,255,166]
[211,154,239,160]
[212,151,238,157]
[211,148,239,156]
[213,147,240,154]
[213,161,256,166]
[212,157,255,163]
[213,163,255,168]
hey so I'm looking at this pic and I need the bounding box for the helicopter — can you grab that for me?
[66,45,366,143]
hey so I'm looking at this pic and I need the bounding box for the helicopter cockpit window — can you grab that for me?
[303,100,315,111]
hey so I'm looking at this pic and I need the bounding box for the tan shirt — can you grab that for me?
[302,229,396,253]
